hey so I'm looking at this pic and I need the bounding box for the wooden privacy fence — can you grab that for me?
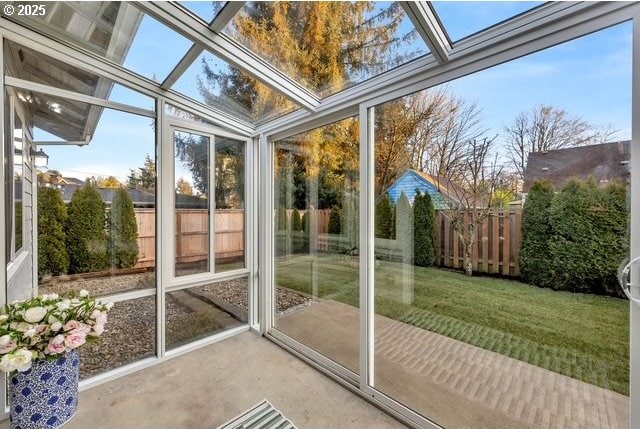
[133,209,244,269]
[435,210,522,277]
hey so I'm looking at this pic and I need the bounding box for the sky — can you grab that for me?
[34,1,632,186]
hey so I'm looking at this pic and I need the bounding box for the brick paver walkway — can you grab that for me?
[376,315,628,429]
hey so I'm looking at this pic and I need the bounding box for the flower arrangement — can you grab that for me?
[0,290,113,373]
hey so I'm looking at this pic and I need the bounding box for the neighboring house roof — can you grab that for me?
[56,184,206,209]
[385,169,454,210]
[522,141,630,193]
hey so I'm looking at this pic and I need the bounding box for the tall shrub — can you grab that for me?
[520,180,555,288]
[328,206,342,234]
[593,181,628,296]
[549,179,627,296]
[414,191,436,267]
[108,188,139,269]
[375,195,393,239]
[291,209,302,231]
[37,187,69,277]
[66,185,108,273]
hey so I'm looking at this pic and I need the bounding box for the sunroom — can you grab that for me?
[0,1,638,428]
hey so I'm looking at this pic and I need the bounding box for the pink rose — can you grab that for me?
[64,332,86,349]
[45,335,66,355]
[91,323,105,336]
[64,320,90,334]
[95,313,107,325]
[0,335,16,354]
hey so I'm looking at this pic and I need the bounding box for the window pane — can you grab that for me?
[80,296,156,379]
[273,117,360,374]
[174,130,210,277]
[7,2,193,82]
[172,50,299,124]
[215,137,245,273]
[371,23,630,429]
[165,278,248,350]
[224,2,429,98]
[432,1,543,42]
[180,1,226,23]
[4,40,155,111]
[25,90,158,300]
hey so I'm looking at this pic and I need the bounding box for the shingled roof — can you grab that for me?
[522,141,630,193]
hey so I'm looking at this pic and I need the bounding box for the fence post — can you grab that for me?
[491,213,500,274]
[502,211,511,276]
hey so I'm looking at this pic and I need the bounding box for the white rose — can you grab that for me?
[56,300,71,311]
[23,328,36,338]
[79,290,89,297]
[0,315,8,323]
[0,354,14,372]
[10,349,34,372]
[23,306,47,323]
[0,335,11,346]
[50,322,63,332]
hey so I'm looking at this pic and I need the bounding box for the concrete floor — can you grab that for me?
[1,332,405,429]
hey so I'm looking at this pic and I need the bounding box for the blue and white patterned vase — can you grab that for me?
[9,350,80,429]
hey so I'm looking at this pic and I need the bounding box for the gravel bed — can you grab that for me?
[45,271,313,378]
[39,272,312,315]
[40,272,155,297]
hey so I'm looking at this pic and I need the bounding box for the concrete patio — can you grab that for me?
[0,332,402,429]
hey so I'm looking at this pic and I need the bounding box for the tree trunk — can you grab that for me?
[463,228,475,276]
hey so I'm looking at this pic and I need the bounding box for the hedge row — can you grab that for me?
[520,179,628,297]
[38,185,139,277]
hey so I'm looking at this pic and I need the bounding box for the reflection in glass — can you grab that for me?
[165,278,248,350]
[173,50,299,124]
[215,137,245,273]
[5,40,155,111]
[273,117,360,374]
[174,130,211,277]
[7,2,192,82]
[224,1,429,98]
[79,296,156,379]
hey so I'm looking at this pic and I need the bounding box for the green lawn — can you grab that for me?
[275,254,629,395]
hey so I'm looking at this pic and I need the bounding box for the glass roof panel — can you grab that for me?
[7,2,193,82]
[223,1,429,98]
[4,39,154,111]
[180,1,226,23]
[431,1,544,42]
[173,50,300,124]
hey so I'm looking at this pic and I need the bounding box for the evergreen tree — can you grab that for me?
[414,191,436,267]
[328,206,342,235]
[37,187,69,277]
[108,188,139,269]
[65,185,108,273]
[291,209,302,231]
[375,195,393,239]
[548,179,628,295]
[520,180,555,287]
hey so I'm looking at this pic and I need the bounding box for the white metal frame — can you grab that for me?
[630,12,640,429]
[1,1,639,428]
